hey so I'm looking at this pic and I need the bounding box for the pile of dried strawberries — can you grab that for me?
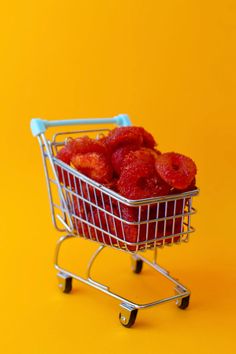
[56,126,197,250]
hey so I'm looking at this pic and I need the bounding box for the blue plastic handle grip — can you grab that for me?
[30,114,131,136]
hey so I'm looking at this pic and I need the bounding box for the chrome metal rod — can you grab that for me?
[136,254,189,292]
[86,245,109,290]
[54,235,190,310]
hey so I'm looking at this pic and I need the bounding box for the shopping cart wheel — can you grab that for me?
[177,295,190,310]
[57,271,73,293]
[119,303,138,328]
[131,258,143,274]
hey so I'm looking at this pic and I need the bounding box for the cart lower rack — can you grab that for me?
[31,114,199,327]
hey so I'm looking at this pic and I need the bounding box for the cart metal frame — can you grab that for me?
[31,114,199,327]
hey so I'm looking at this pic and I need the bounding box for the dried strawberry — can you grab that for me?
[71,152,113,184]
[155,152,197,190]
[117,160,170,200]
[66,136,108,156]
[105,126,157,152]
[111,145,138,175]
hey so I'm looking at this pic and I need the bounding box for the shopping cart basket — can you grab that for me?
[30,114,199,327]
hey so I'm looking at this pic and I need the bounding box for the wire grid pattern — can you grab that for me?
[47,152,197,253]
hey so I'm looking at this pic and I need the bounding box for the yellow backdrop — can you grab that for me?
[1,1,235,353]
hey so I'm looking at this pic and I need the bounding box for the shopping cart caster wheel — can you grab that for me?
[131,258,143,274]
[119,303,138,328]
[57,272,73,293]
[177,295,190,309]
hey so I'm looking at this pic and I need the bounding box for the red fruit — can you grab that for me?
[137,127,156,149]
[117,160,170,200]
[170,177,197,194]
[155,152,197,190]
[148,201,184,245]
[57,127,197,251]
[56,146,73,164]
[71,152,113,184]
[55,165,77,190]
[122,147,159,168]
[88,204,132,246]
[105,127,143,151]
[103,179,118,192]
[56,136,111,186]
[66,136,108,156]
[105,205,138,251]
[111,145,139,175]
[55,146,75,187]
[86,208,110,244]
[98,135,108,147]
[55,164,71,186]
[107,204,156,251]
[158,219,182,245]
[105,126,157,152]
[71,196,90,236]
[77,181,99,204]
[106,210,123,246]
[72,197,110,242]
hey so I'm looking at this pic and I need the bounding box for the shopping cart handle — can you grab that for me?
[30,114,131,136]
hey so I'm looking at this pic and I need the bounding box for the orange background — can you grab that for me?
[1,1,236,353]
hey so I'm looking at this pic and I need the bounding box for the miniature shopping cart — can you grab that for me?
[31,114,199,327]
